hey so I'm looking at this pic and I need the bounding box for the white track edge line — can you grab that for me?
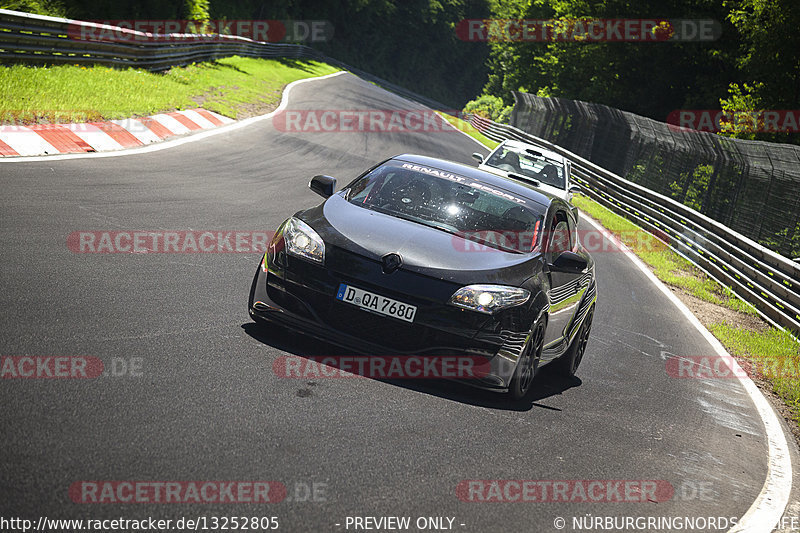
[438,117,792,531]
[0,70,347,163]
[5,67,792,530]
[435,111,493,150]
[581,213,791,533]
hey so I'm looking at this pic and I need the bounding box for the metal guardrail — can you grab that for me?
[3,10,796,337]
[0,9,314,69]
[469,114,800,339]
[0,9,447,110]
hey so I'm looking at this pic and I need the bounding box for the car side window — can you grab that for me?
[549,211,572,255]
[566,212,578,250]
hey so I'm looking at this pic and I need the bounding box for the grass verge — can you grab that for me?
[708,323,800,417]
[574,193,800,428]
[572,195,756,315]
[0,56,340,123]
[437,113,500,149]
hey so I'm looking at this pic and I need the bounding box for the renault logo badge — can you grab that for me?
[381,253,403,274]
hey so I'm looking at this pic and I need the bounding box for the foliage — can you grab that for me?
[8,0,490,108]
[668,164,714,211]
[760,223,800,259]
[3,0,800,142]
[463,94,511,123]
[182,0,209,24]
[0,0,67,16]
[718,0,800,143]
[572,194,757,314]
[438,113,499,149]
[709,322,800,424]
[481,0,738,121]
[718,82,764,140]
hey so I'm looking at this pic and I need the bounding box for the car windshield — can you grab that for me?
[484,145,566,190]
[346,161,544,253]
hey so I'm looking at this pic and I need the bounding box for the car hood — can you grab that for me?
[300,193,539,285]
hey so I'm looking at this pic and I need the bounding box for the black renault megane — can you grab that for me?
[248,154,597,400]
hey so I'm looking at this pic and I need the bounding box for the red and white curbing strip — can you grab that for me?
[0,109,234,157]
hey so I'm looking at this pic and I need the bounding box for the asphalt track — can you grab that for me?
[1,72,798,532]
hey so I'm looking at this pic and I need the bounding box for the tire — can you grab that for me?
[557,304,595,377]
[508,317,546,401]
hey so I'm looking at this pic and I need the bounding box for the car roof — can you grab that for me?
[392,154,555,210]
[497,139,566,163]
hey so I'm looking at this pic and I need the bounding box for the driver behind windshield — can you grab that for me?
[487,149,521,173]
[487,148,565,189]
[537,163,564,189]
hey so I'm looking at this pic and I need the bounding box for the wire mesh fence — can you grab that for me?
[469,113,800,339]
[511,91,800,260]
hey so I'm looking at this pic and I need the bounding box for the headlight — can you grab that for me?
[284,217,325,264]
[449,285,530,314]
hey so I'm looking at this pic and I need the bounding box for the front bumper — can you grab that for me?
[248,251,533,391]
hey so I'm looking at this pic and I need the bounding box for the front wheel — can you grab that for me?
[508,318,546,401]
[557,304,595,377]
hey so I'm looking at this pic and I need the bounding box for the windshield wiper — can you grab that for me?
[368,205,522,253]
[368,206,458,235]
[507,173,540,187]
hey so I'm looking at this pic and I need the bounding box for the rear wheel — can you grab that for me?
[508,318,545,401]
[557,304,595,377]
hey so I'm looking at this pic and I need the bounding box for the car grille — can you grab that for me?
[298,293,483,353]
[278,269,499,354]
[319,302,427,352]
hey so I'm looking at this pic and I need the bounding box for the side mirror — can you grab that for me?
[568,185,581,195]
[472,152,484,163]
[309,175,336,198]
[550,251,588,273]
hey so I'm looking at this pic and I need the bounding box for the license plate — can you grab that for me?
[336,284,417,323]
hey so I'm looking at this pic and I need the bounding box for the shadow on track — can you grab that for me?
[276,58,325,72]
[242,321,582,412]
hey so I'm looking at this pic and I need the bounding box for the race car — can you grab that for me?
[473,139,581,217]
[248,154,597,400]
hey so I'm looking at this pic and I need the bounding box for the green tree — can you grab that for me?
[482,0,737,123]
[1,0,67,17]
[463,94,512,122]
[183,0,210,24]
[720,0,800,143]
